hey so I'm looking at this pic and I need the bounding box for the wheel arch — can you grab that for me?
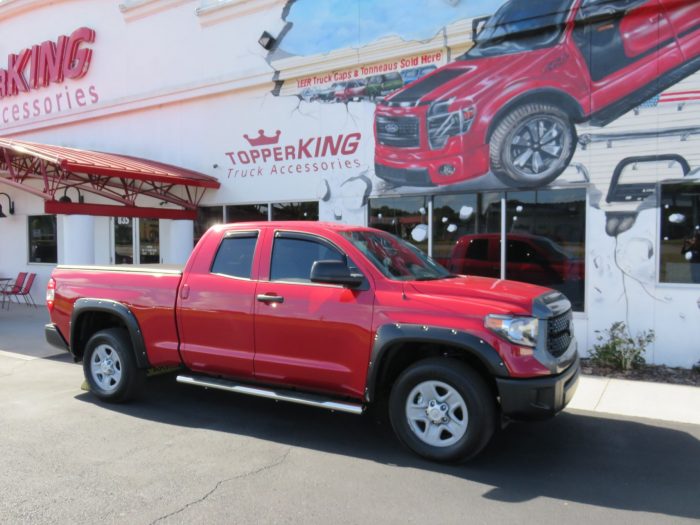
[70,299,150,368]
[486,89,585,143]
[365,324,508,403]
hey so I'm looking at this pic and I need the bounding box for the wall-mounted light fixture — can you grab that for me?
[258,30,276,51]
[58,187,84,204]
[0,192,15,218]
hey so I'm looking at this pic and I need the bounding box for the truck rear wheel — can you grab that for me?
[389,358,496,462]
[490,102,576,188]
[83,328,144,403]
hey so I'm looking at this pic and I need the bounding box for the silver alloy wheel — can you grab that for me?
[90,343,123,393]
[506,115,569,181]
[405,380,468,448]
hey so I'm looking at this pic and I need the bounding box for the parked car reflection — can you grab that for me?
[446,232,584,309]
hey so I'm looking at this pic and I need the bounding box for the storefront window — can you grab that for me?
[271,201,318,221]
[28,215,57,264]
[660,182,700,284]
[433,192,502,273]
[506,189,586,310]
[369,196,430,253]
[370,189,585,311]
[194,206,223,244]
[226,204,269,222]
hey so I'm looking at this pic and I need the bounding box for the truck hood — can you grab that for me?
[385,50,552,106]
[406,275,552,316]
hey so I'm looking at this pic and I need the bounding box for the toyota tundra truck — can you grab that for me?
[45,222,579,462]
[374,0,700,188]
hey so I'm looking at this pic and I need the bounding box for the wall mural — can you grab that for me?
[258,0,700,365]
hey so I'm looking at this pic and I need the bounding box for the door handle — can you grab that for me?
[256,294,285,304]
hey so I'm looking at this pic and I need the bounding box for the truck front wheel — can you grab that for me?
[389,358,496,462]
[83,328,144,403]
[489,103,576,188]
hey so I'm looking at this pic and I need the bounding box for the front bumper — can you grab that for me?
[496,355,580,420]
[45,323,69,353]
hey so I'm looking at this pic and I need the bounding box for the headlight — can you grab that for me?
[485,315,539,347]
[427,99,476,150]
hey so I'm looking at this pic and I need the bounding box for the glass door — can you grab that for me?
[112,217,160,264]
[139,218,160,264]
[114,217,135,264]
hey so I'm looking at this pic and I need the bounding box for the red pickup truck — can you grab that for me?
[374,0,700,188]
[45,222,579,462]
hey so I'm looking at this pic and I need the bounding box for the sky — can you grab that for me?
[280,0,500,56]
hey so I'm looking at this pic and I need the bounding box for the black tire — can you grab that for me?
[83,328,144,403]
[489,102,576,188]
[389,358,496,463]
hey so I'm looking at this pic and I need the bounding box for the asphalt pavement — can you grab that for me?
[1,306,699,524]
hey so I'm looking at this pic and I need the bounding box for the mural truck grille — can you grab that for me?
[547,310,573,358]
[376,116,420,147]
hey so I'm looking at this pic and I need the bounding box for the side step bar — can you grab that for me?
[176,374,364,415]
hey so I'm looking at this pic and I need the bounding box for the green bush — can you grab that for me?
[590,322,654,371]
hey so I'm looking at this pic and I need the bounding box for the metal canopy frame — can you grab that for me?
[0,138,220,220]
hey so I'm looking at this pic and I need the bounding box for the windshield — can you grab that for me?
[464,0,572,59]
[342,230,452,281]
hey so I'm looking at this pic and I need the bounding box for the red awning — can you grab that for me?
[0,138,220,220]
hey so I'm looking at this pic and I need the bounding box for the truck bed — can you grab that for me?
[51,264,185,366]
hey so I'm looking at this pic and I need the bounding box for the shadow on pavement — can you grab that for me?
[76,373,700,520]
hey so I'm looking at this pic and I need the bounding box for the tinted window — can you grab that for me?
[28,215,57,264]
[211,234,258,278]
[271,237,344,282]
[507,240,536,263]
[271,201,319,221]
[466,239,489,260]
[660,182,700,284]
[466,0,572,57]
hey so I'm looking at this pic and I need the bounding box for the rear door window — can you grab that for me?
[211,233,258,279]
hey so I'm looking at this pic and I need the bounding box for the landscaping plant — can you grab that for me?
[590,322,654,371]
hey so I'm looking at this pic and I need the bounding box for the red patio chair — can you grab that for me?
[16,272,37,308]
[1,272,27,310]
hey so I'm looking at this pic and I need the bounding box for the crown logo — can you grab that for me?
[244,129,281,147]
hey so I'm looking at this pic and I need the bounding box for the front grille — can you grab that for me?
[376,116,420,147]
[547,309,573,358]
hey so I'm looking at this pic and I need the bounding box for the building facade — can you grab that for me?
[1,0,699,368]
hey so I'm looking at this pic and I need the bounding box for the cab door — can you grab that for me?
[658,0,700,60]
[572,0,681,112]
[177,231,260,378]
[253,231,374,399]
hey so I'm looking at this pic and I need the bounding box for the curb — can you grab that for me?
[567,375,700,425]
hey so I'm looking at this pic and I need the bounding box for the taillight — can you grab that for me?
[46,277,56,312]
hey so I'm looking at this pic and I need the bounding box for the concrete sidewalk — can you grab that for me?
[1,305,698,426]
[569,375,700,425]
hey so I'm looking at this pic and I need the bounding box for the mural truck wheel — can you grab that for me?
[490,103,576,188]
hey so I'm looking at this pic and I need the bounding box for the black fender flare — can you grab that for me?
[70,298,150,368]
[364,323,509,402]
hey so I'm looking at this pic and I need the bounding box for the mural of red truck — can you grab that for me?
[374,0,700,188]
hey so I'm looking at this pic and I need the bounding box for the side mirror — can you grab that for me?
[310,260,364,288]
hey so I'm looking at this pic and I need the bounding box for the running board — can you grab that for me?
[176,374,364,415]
